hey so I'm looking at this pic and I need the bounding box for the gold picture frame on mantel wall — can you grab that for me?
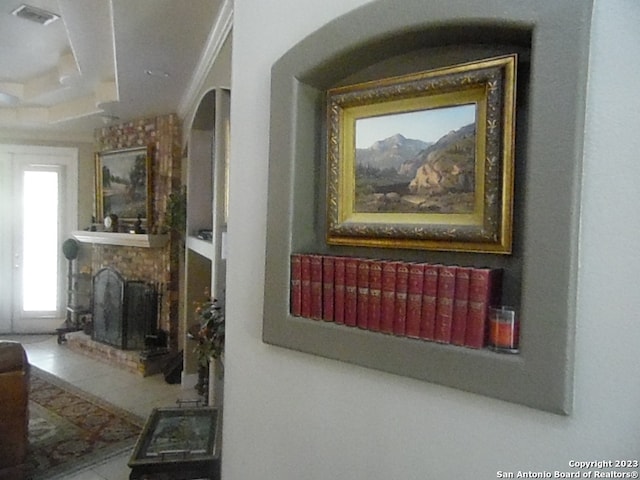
[95,145,153,229]
[326,54,517,254]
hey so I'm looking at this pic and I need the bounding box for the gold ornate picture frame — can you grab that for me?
[95,145,153,226]
[326,54,517,254]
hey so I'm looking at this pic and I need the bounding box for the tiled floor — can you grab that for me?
[2,334,199,480]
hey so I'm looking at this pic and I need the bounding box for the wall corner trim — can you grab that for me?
[178,0,233,121]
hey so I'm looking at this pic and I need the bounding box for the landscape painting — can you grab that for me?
[354,104,477,215]
[326,54,517,253]
[95,146,152,223]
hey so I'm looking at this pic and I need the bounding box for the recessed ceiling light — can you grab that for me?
[145,69,170,78]
[11,4,60,26]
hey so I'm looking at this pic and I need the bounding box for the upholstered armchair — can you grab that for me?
[0,341,29,479]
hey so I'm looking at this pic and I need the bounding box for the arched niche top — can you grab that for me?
[264,0,594,414]
[191,89,217,131]
[297,22,533,89]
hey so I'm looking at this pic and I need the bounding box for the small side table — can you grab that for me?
[128,406,222,480]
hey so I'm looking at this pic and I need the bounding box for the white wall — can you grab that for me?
[224,0,640,478]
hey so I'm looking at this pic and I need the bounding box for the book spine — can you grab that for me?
[380,261,397,334]
[451,266,471,346]
[405,263,424,338]
[367,260,382,332]
[300,255,312,318]
[290,254,302,316]
[465,268,503,349]
[356,259,370,329]
[344,258,359,327]
[322,256,335,322]
[333,257,346,325]
[435,265,458,343]
[393,262,409,336]
[419,264,439,341]
[310,255,323,320]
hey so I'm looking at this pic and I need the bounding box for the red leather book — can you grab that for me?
[451,266,471,345]
[300,255,312,318]
[290,254,302,316]
[310,254,323,320]
[465,268,503,349]
[419,264,439,340]
[405,263,424,338]
[393,262,409,336]
[356,259,370,329]
[380,261,397,334]
[435,265,458,343]
[344,257,359,327]
[333,257,346,325]
[322,256,335,322]
[367,260,382,332]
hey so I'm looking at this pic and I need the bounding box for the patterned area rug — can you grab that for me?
[26,366,145,480]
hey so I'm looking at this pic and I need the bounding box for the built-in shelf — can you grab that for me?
[182,87,230,405]
[186,235,215,260]
[71,231,169,248]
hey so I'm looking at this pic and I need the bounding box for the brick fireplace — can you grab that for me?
[92,267,159,350]
[87,241,174,342]
[67,114,183,374]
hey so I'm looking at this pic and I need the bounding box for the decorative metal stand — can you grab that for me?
[57,239,91,344]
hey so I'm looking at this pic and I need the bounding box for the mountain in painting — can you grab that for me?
[407,123,476,196]
[356,134,431,173]
[355,123,477,214]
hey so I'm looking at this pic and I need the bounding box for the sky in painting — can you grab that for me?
[355,103,476,149]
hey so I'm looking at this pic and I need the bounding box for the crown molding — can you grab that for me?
[178,0,233,121]
[0,127,94,144]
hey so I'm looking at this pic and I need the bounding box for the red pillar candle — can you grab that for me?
[488,306,519,352]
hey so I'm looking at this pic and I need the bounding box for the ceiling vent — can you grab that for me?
[11,4,60,26]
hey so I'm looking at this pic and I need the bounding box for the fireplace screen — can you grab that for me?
[92,267,158,350]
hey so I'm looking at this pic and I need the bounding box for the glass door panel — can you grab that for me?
[22,169,59,312]
[0,145,76,334]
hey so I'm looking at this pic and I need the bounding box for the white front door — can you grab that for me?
[0,145,78,333]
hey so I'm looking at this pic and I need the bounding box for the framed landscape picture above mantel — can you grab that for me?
[95,145,153,227]
[326,54,517,254]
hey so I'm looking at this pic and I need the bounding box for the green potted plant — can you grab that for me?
[165,185,187,239]
[194,293,225,369]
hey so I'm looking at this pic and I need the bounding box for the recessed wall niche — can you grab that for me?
[263,0,593,414]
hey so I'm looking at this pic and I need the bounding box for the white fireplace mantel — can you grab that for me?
[71,231,170,248]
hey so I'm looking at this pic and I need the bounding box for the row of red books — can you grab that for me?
[290,254,503,349]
